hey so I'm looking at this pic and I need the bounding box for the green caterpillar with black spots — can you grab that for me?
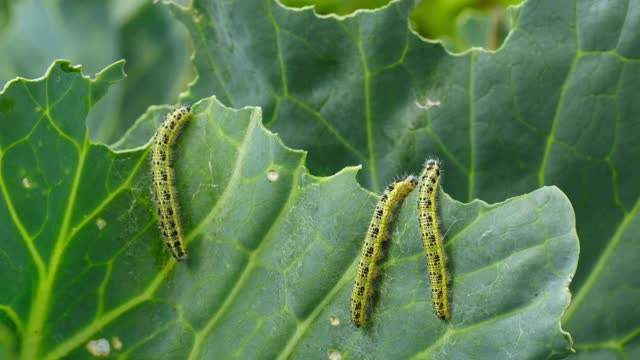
[150,106,192,261]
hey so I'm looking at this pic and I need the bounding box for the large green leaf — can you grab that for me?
[0,61,576,359]
[172,0,640,357]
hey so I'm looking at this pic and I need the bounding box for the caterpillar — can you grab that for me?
[351,175,418,327]
[418,159,449,320]
[150,106,192,261]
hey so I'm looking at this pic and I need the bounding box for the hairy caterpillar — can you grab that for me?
[418,159,449,319]
[150,106,192,261]
[351,175,418,327]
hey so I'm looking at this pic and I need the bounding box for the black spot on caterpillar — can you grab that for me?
[151,106,192,261]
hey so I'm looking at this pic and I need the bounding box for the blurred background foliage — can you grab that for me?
[282,0,523,51]
[0,0,191,144]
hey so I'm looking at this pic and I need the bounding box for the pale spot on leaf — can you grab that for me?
[96,218,107,231]
[86,338,110,357]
